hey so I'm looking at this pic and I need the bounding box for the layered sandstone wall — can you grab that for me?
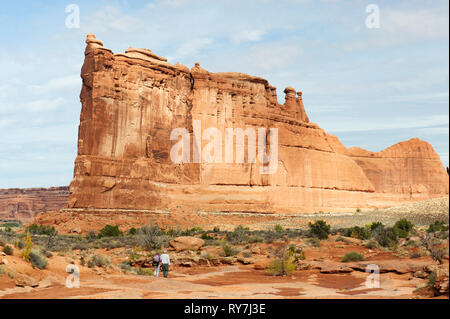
[0,187,69,223]
[67,34,449,214]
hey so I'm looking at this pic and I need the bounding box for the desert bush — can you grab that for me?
[274,224,284,233]
[308,220,331,240]
[248,235,264,243]
[15,239,25,249]
[2,245,13,255]
[97,225,123,238]
[410,252,422,259]
[343,226,371,240]
[364,240,379,249]
[226,225,250,244]
[127,227,137,236]
[29,249,48,269]
[341,252,365,262]
[0,265,5,275]
[21,232,32,262]
[268,246,296,276]
[368,222,384,231]
[200,233,214,240]
[373,227,398,247]
[137,267,153,276]
[137,224,167,251]
[87,254,111,268]
[213,227,220,233]
[335,236,350,244]
[0,239,5,247]
[26,224,56,236]
[393,219,414,238]
[427,221,449,233]
[221,241,239,257]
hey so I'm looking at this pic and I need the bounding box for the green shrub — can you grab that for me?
[97,225,123,238]
[15,240,25,249]
[393,219,414,238]
[137,224,167,251]
[373,227,398,247]
[200,233,214,240]
[2,245,13,255]
[308,220,331,240]
[343,226,371,240]
[26,224,57,236]
[368,222,384,231]
[127,227,137,236]
[364,240,379,249]
[335,236,350,244]
[341,252,365,262]
[268,246,296,276]
[274,224,284,233]
[137,268,154,276]
[213,227,220,233]
[29,249,48,269]
[87,254,111,268]
[410,252,422,259]
[427,221,449,233]
[226,225,250,244]
[221,241,238,257]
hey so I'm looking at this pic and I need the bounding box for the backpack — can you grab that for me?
[152,255,160,266]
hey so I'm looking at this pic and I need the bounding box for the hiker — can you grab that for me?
[152,252,161,277]
[160,249,170,278]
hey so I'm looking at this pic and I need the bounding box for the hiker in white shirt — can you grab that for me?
[160,250,170,278]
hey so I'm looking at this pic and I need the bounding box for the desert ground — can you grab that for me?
[0,197,448,299]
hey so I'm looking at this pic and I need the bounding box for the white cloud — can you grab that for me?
[83,5,145,33]
[326,114,449,133]
[27,74,80,94]
[230,30,267,44]
[24,97,66,113]
[172,38,214,59]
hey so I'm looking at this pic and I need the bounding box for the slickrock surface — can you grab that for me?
[66,34,448,217]
[0,187,69,223]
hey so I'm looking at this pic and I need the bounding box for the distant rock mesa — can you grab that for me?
[66,34,449,215]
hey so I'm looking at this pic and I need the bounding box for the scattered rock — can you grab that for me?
[237,257,255,265]
[253,259,270,270]
[72,227,82,234]
[169,237,205,252]
[15,274,39,288]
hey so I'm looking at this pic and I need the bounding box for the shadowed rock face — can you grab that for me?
[67,34,449,214]
[0,187,69,223]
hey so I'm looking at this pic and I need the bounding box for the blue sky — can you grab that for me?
[0,0,448,188]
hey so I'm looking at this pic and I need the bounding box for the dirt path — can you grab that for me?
[0,264,427,299]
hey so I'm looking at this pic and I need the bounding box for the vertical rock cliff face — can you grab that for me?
[0,187,69,223]
[67,35,449,214]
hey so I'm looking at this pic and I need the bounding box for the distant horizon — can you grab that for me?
[1,0,448,188]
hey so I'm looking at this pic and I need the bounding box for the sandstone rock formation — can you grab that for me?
[66,34,449,216]
[169,236,205,252]
[0,187,69,223]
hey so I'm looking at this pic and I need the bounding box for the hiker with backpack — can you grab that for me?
[152,252,162,277]
[160,249,170,278]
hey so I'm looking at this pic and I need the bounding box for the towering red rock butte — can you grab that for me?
[0,187,69,223]
[66,34,449,215]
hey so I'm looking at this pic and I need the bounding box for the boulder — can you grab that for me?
[169,236,205,252]
[15,274,39,288]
